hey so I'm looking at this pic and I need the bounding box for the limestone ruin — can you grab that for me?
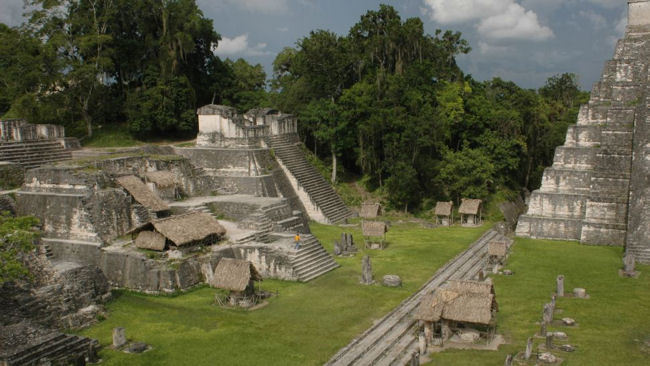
[517,1,650,264]
[0,104,354,297]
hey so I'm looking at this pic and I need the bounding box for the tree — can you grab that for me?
[435,147,495,204]
[25,0,116,137]
[0,214,39,285]
[222,58,269,112]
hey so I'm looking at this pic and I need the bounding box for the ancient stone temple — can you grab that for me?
[176,105,353,225]
[517,1,650,264]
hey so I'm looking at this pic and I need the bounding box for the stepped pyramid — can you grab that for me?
[516,0,650,264]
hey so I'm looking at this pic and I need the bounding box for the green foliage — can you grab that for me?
[126,74,197,138]
[435,147,495,204]
[0,214,39,284]
[221,58,269,112]
[83,124,142,147]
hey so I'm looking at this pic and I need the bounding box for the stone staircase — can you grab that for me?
[265,134,352,224]
[0,140,71,169]
[290,234,339,282]
[2,332,98,366]
[516,25,649,249]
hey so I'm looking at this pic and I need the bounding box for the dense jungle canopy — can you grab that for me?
[0,1,589,211]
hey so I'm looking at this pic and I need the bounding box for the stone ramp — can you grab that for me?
[0,140,71,169]
[326,229,504,366]
[265,134,353,224]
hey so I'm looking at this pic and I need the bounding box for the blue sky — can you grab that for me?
[0,0,628,89]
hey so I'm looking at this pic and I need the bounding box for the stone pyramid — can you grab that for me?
[516,0,650,264]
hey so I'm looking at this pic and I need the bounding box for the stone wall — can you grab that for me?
[0,119,65,142]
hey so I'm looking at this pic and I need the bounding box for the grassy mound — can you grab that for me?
[79,221,487,365]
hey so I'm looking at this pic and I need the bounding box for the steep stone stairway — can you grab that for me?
[265,134,352,224]
[2,332,98,366]
[290,234,340,282]
[0,140,71,169]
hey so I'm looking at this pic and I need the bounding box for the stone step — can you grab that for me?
[8,334,94,365]
[298,261,339,282]
[293,249,332,272]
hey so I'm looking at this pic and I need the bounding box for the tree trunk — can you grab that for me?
[331,146,337,184]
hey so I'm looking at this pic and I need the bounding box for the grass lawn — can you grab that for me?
[79,220,488,365]
[429,238,650,365]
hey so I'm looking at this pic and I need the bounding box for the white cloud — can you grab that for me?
[214,34,271,57]
[0,0,25,27]
[478,41,511,55]
[423,0,553,41]
[579,9,607,29]
[478,3,553,40]
[423,0,509,24]
[222,0,289,14]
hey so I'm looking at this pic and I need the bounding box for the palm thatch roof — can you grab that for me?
[145,171,177,188]
[210,258,262,292]
[446,280,495,296]
[488,240,508,257]
[415,280,496,325]
[135,231,166,251]
[362,221,388,237]
[459,199,482,215]
[360,202,382,218]
[116,175,169,212]
[435,201,453,216]
[151,212,226,247]
[443,292,495,325]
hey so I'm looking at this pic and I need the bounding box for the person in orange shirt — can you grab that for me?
[294,233,301,250]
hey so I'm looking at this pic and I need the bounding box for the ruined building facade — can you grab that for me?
[517,0,650,264]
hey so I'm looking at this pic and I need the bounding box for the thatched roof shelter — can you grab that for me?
[488,240,508,257]
[362,221,388,237]
[415,280,496,325]
[210,258,262,292]
[135,231,166,251]
[434,201,453,217]
[151,212,226,247]
[116,175,169,212]
[145,171,177,188]
[459,199,482,215]
[360,202,382,218]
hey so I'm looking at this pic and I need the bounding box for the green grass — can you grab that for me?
[83,124,143,147]
[429,238,650,365]
[79,221,488,366]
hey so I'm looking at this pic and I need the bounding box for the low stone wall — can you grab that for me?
[47,239,300,292]
[228,244,297,281]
